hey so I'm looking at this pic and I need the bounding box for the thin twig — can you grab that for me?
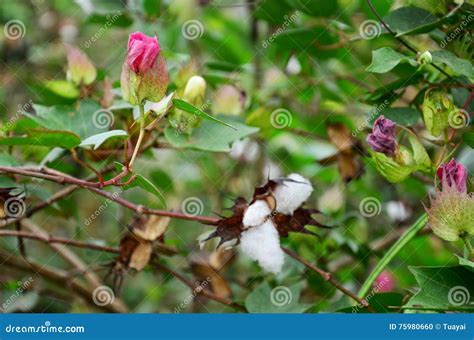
[282,247,373,310]
[154,262,246,312]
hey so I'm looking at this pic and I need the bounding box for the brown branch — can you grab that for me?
[282,247,373,310]
[0,229,177,256]
[0,166,220,224]
[0,250,128,313]
[154,262,246,312]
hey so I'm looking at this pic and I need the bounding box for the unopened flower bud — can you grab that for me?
[121,32,168,105]
[437,159,468,193]
[182,75,206,107]
[65,44,97,86]
[211,85,245,116]
[366,116,397,156]
[418,51,432,65]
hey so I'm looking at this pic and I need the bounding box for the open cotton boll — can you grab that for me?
[272,173,313,215]
[242,200,271,228]
[240,220,284,274]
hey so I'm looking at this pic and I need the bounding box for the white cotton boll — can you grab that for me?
[240,220,284,274]
[272,173,313,215]
[242,200,271,228]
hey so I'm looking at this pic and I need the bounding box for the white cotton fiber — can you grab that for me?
[240,220,284,274]
[272,173,313,215]
[242,200,271,228]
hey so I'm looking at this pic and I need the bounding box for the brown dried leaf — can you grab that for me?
[129,240,153,271]
[133,215,170,241]
[327,123,353,152]
[189,251,232,299]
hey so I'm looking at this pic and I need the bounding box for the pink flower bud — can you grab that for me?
[437,159,468,193]
[127,32,160,74]
[366,116,397,156]
[373,271,395,292]
[121,32,168,105]
[65,44,97,86]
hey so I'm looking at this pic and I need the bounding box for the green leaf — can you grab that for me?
[172,99,236,130]
[124,174,166,208]
[463,133,474,148]
[376,107,420,126]
[0,130,81,149]
[0,153,19,166]
[164,117,259,152]
[408,134,431,171]
[368,150,415,183]
[245,282,311,313]
[405,266,474,311]
[87,12,133,28]
[79,130,128,150]
[43,80,80,99]
[431,50,474,78]
[383,6,438,36]
[338,293,404,313]
[285,0,339,17]
[24,100,109,139]
[367,47,416,73]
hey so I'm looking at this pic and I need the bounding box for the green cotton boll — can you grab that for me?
[422,91,456,137]
[427,188,474,242]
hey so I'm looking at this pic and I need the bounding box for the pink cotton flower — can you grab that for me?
[121,32,168,105]
[437,159,468,193]
[366,116,397,156]
[373,271,395,292]
[127,32,160,74]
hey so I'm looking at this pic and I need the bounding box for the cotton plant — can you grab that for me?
[200,173,325,274]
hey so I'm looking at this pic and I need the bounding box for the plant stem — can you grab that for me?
[129,104,146,170]
[357,213,428,298]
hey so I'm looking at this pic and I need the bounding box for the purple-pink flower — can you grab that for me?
[366,116,397,156]
[127,32,160,74]
[374,271,395,292]
[437,159,468,193]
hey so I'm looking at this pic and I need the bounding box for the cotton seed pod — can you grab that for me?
[422,90,456,137]
[65,44,97,86]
